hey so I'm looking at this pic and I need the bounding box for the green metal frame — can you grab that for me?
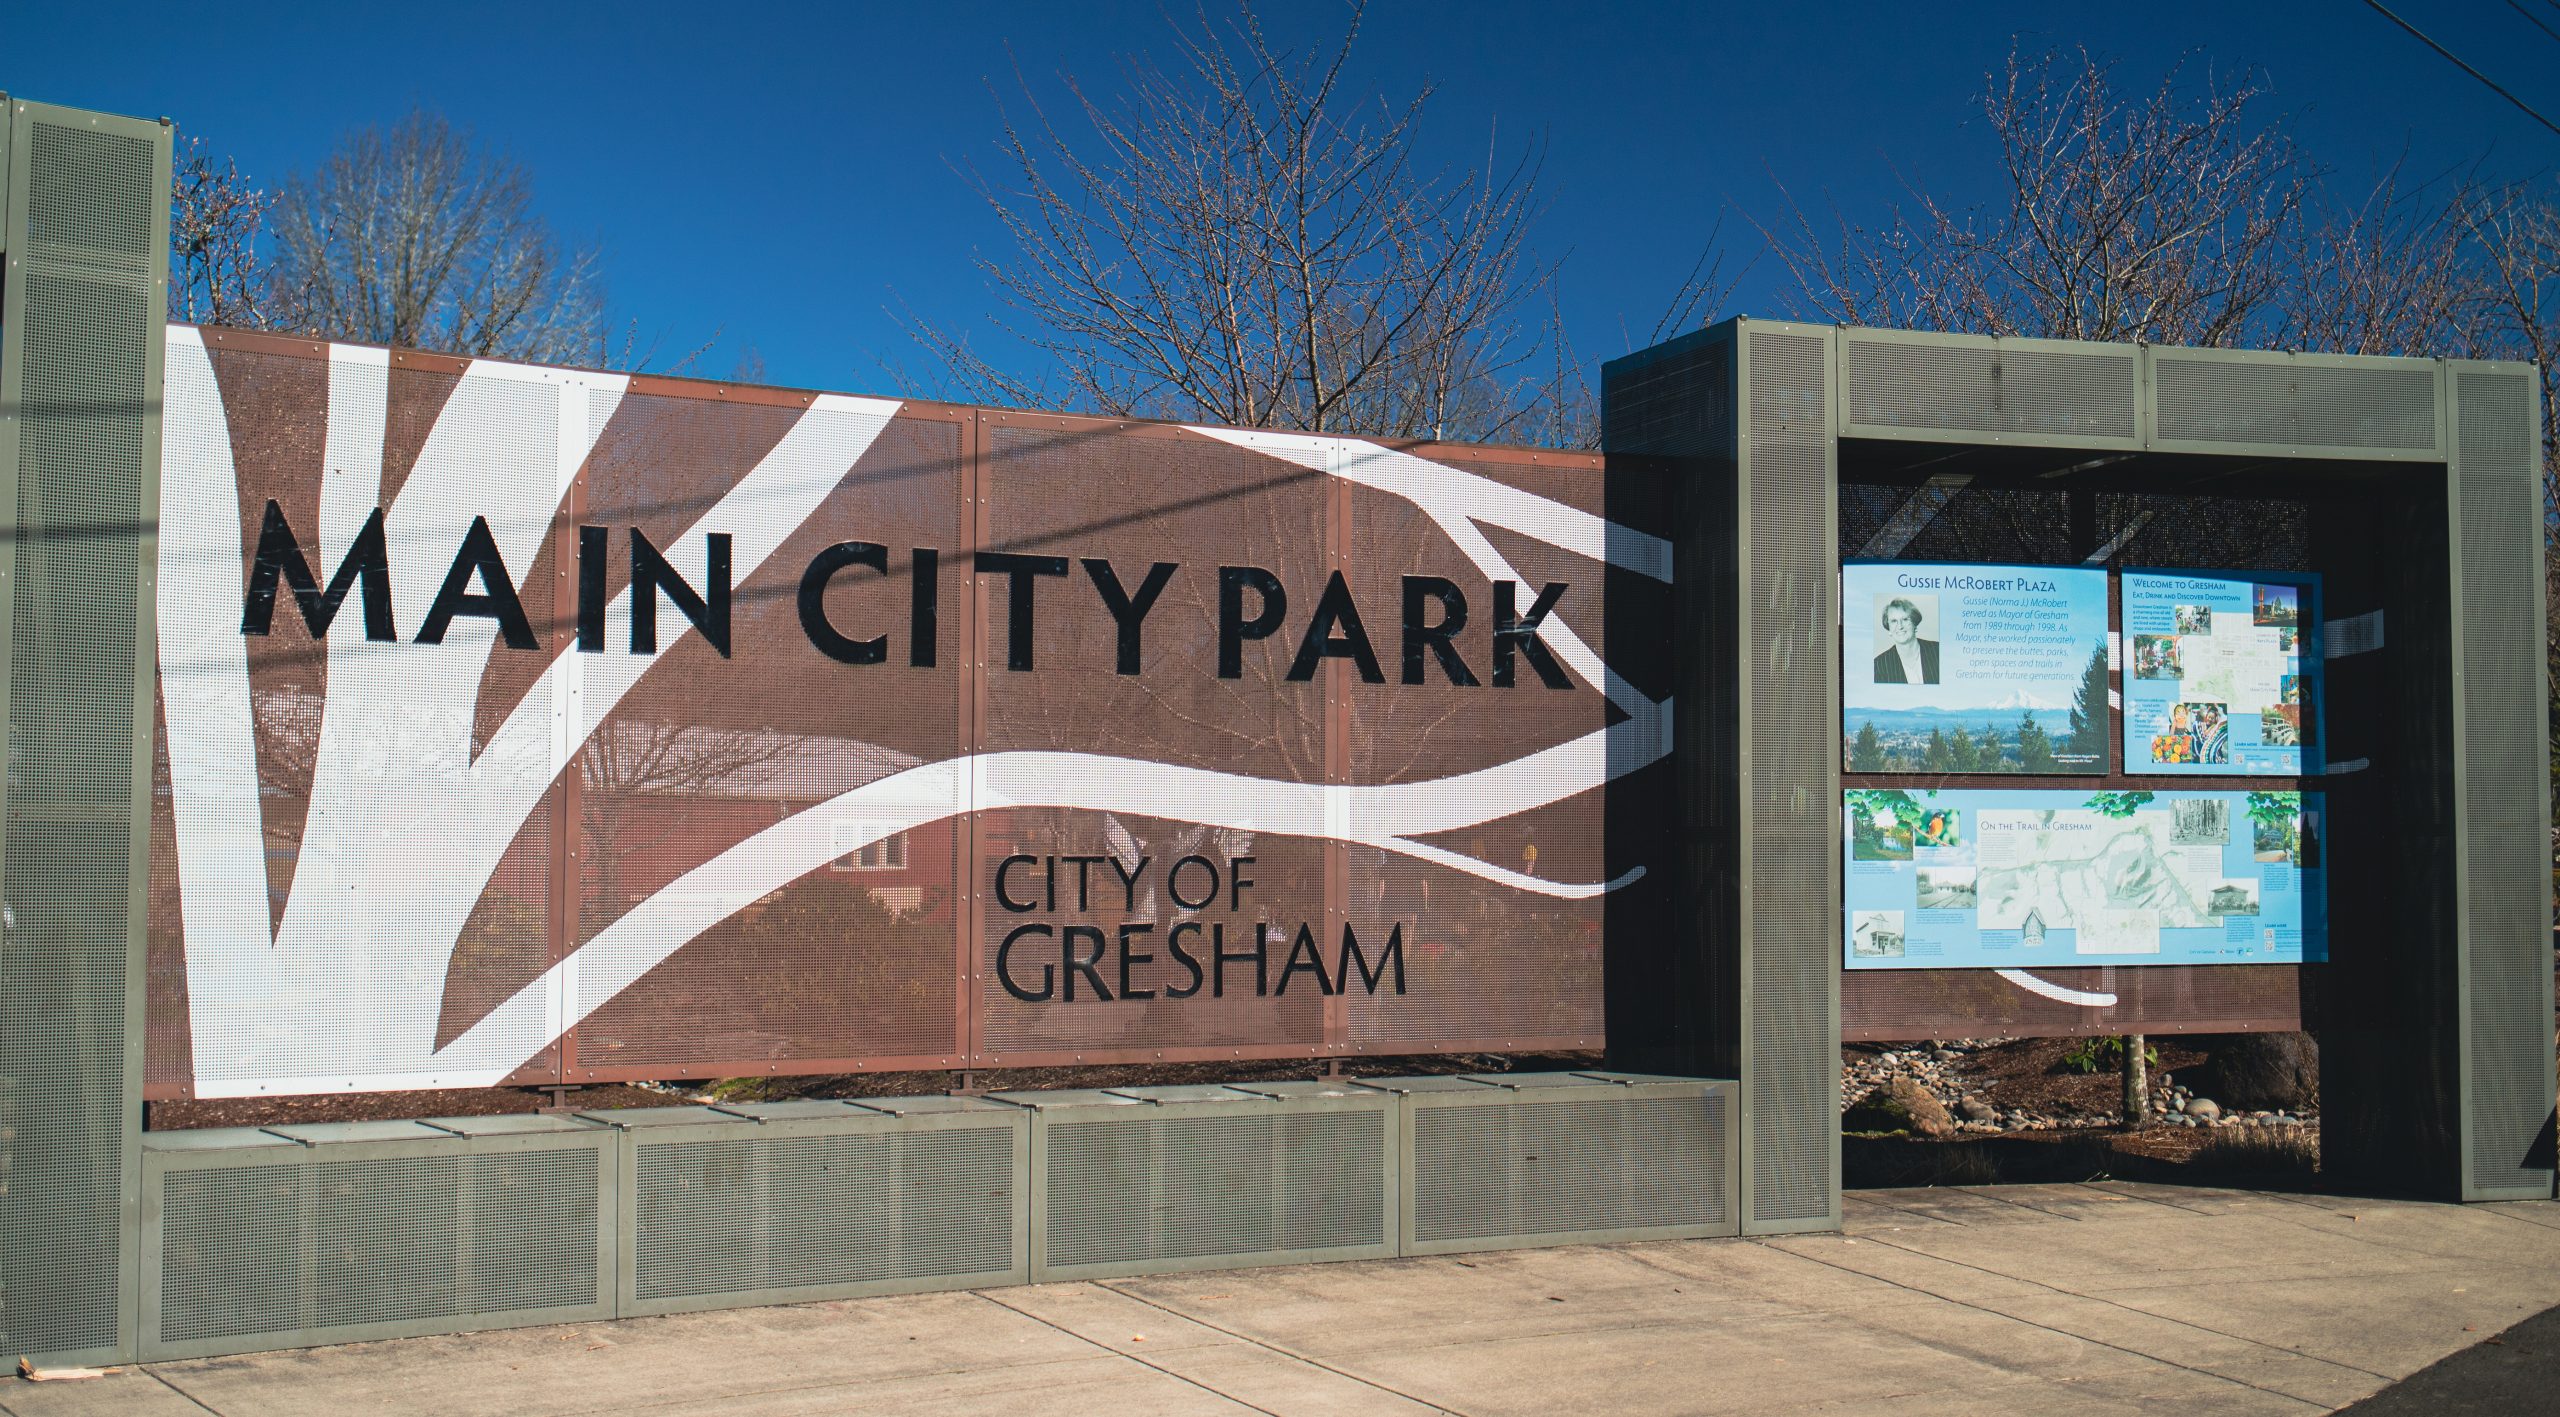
[2443,356,2556,1202]
[1800,323,2554,1203]
[0,94,170,1367]
[1733,319,1845,1237]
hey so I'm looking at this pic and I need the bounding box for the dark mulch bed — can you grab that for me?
[1846,1122,2314,1189]
[1848,1034,2214,1124]
[145,1052,1605,1131]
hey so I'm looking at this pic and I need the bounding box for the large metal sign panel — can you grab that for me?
[146,328,1670,1098]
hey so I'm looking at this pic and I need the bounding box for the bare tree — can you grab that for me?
[266,109,608,364]
[2278,158,2482,359]
[170,136,272,327]
[1765,46,2313,348]
[912,3,1569,444]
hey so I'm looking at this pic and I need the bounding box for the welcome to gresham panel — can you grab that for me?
[2121,568,2323,777]
[1843,787,2327,970]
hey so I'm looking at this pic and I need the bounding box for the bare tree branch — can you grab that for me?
[1759,45,2311,348]
[171,136,272,328]
[906,2,1579,444]
[265,109,609,365]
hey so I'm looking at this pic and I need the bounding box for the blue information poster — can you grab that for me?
[2122,570,2321,776]
[1841,561,2112,774]
[1843,787,2327,970]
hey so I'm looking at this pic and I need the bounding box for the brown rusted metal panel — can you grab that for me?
[148,330,1638,1098]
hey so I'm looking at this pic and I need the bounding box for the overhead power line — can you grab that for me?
[2364,0,2560,139]
[2510,0,2560,46]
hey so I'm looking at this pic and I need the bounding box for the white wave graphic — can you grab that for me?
[1994,969,2119,1007]
[434,734,1651,1076]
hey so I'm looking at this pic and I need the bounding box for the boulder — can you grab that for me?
[1842,1077,1957,1137]
[1957,1096,1997,1123]
[2186,1098,2222,1124]
[2197,1032,2319,1111]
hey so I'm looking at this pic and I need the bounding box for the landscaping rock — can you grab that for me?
[1957,1097,1996,1123]
[2197,1032,2319,1111]
[1842,1077,1956,1137]
[2186,1098,2222,1124]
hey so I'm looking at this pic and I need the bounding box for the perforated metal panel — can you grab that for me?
[613,1101,1026,1314]
[141,1124,615,1359]
[1739,326,1841,1233]
[1026,1087,1395,1281]
[1392,1074,1733,1254]
[2151,350,2441,457]
[0,98,169,1365]
[2448,364,2557,1200]
[1841,329,2139,447]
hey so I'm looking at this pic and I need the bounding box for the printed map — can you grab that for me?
[1975,808,2223,953]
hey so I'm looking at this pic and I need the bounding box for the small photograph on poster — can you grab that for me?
[1869,592,1943,684]
[2132,634,2183,679]
[2207,879,2261,916]
[1851,911,1907,958]
[1915,868,1978,910]
[1842,562,2112,774]
[1843,787,2327,970]
[2121,570,2323,776]
[2169,798,2229,844]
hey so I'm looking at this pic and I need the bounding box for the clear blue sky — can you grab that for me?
[13,1,2558,394]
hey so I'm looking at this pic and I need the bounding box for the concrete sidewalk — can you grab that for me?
[11,1184,2558,1416]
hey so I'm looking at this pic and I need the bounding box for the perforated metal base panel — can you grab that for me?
[1024,1086,1397,1282]
[141,1122,616,1360]
[0,96,170,1366]
[610,1102,1027,1315]
[1392,1075,1735,1254]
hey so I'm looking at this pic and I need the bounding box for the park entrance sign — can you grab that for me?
[149,327,1672,1098]
[1,95,2551,1370]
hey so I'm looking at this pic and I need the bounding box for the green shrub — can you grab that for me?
[2058,1036,2161,1074]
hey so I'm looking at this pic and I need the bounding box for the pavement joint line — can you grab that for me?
[1761,1239,2335,1411]
[1849,1231,2399,1384]
[536,1350,1165,1417]
[1844,1193,1973,1227]
[1099,1280,1468,1416]
[2082,1181,2229,1216]
[2479,1205,2560,1234]
[974,1288,1282,1417]
[1945,1187,2088,1221]
[2249,1191,2395,1218]
[145,1369,227,1416]
[2217,1199,2560,1273]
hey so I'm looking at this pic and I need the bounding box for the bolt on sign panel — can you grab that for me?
[146,330,1667,1097]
